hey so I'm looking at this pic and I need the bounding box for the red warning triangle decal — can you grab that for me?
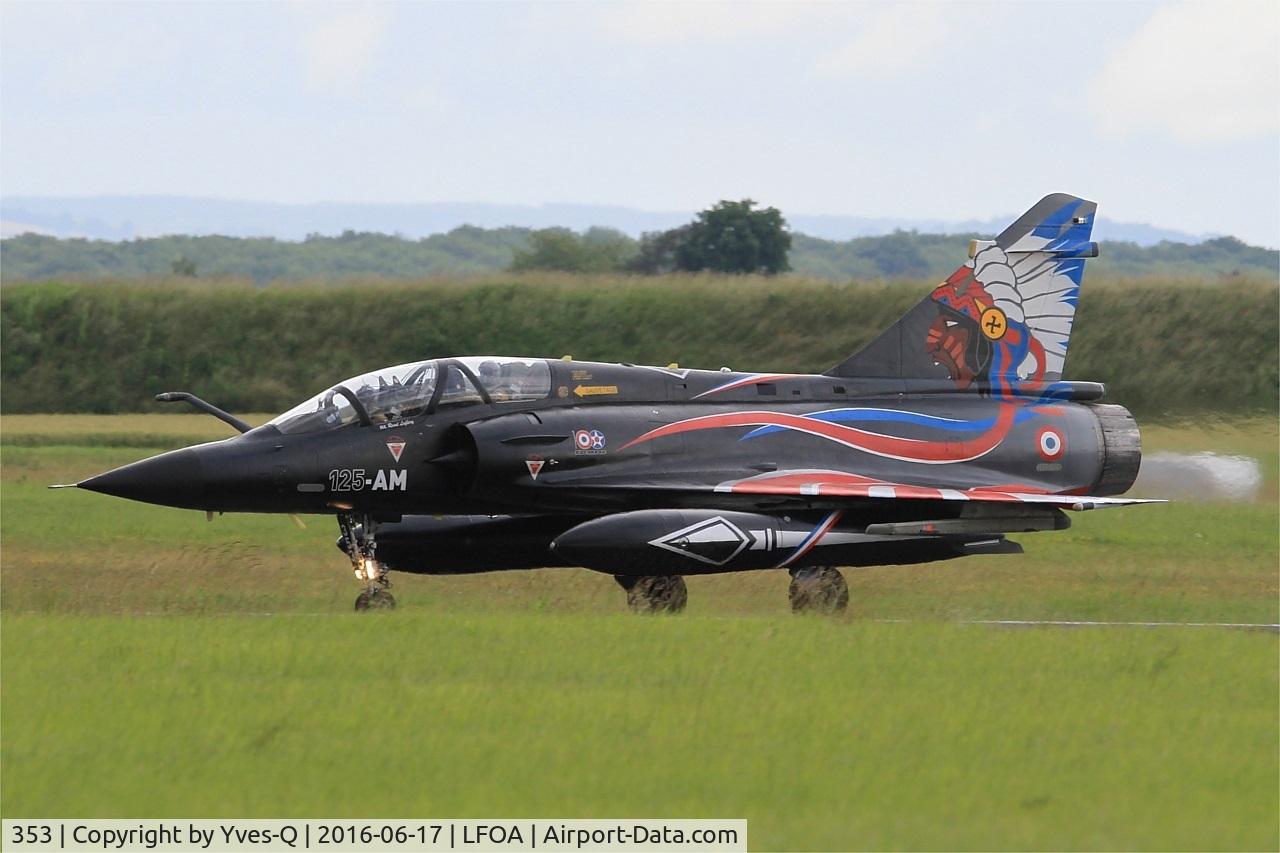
[525,459,544,480]
[386,441,406,462]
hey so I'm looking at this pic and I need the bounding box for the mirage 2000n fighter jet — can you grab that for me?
[65,194,1158,612]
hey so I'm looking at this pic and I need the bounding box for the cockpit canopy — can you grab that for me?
[267,357,552,435]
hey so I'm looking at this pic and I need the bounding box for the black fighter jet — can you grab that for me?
[64,194,1158,612]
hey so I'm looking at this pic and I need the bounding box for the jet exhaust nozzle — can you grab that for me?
[1088,403,1142,495]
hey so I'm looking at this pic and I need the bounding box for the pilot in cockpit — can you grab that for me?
[478,361,505,401]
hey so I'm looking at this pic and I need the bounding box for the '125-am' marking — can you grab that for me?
[328,469,407,491]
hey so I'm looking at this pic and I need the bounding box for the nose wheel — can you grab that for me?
[354,584,396,611]
[338,513,396,612]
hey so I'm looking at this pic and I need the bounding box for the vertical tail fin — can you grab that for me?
[826,193,1098,395]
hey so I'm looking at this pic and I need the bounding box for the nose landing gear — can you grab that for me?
[338,513,396,612]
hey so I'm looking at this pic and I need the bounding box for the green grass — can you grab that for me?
[2,615,1275,850]
[0,412,274,449]
[1,415,1277,848]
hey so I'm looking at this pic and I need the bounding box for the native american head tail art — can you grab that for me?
[826,193,1098,398]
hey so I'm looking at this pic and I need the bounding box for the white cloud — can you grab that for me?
[1090,0,1280,143]
[811,3,949,79]
[300,5,389,95]
[599,1,951,80]
[599,1,825,45]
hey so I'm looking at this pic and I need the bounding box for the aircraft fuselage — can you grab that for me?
[81,358,1133,520]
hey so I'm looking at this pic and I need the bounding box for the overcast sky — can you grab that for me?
[2,0,1277,245]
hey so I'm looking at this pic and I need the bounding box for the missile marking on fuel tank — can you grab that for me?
[648,516,751,566]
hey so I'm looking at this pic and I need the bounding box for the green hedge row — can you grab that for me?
[3,275,1276,416]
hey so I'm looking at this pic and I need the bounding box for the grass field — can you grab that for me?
[2,414,1277,849]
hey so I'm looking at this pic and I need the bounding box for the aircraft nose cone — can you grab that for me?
[79,448,205,508]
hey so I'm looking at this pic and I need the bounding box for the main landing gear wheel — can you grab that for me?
[615,575,688,614]
[354,585,396,611]
[788,566,849,614]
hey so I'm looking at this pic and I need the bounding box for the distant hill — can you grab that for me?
[1,194,1224,246]
[2,227,1275,283]
[788,232,1278,280]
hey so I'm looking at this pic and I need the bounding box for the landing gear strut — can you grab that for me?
[338,513,396,612]
[788,566,848,614]
[614,575,688,614]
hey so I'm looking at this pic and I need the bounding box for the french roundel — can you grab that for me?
[575,430,594,450]
[1036,427,1065,460]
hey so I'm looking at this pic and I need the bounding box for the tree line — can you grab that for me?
[3,205,1275,282]
[512,200,792,275]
